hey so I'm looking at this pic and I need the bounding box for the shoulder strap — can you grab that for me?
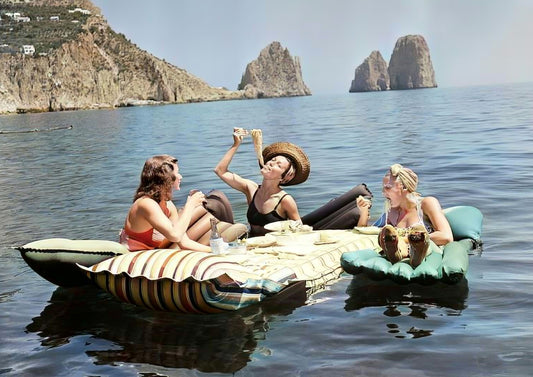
[251,188,259,201]
[249,186,261,205]
[160,201,171,217]
[273,194,289,211]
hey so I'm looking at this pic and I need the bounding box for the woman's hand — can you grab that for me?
[233,127,248,145]
[186,190,206,208]
[356,196,371,226]
[356,195,371,211]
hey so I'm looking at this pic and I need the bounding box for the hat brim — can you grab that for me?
[262,142,310,186]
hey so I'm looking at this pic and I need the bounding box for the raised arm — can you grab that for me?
[421,196,453,246]
[214,128,257,199]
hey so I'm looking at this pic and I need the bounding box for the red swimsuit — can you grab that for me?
[120,201,171,251]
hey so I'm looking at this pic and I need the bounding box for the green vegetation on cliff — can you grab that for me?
[0,0,243,114]
[0,4,90,54]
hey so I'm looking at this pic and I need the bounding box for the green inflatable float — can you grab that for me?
[341,206,483,284]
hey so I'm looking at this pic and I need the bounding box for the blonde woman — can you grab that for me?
[359,163,453,267]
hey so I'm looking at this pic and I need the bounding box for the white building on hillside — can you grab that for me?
[68,8,91,15]
[5,12,21,19]
[0,1,34,4]
[22,44,34,55]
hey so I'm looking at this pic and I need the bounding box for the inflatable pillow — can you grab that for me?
[17,238,129,287]
[443,206,483,243]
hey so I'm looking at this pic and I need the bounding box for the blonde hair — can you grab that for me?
[389,163,418,193]
[388,163,420,205]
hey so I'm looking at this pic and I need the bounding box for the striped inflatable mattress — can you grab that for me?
[78,230,379,314]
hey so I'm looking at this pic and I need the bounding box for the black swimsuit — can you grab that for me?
[246,189,288,227]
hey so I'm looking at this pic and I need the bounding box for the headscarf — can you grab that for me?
[389,163,418,193]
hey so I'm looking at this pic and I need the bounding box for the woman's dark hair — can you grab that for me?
[134,155,178,202]
[280,156,295,184]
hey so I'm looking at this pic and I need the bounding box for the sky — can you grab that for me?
[91,0,533,94]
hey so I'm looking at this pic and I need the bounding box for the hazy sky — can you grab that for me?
[91,0,533,94]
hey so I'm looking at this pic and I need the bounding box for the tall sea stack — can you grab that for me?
[349,50,390,92]
[238,41,311,98]
[388,35,437,90]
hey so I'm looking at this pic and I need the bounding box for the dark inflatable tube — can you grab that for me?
[302,184,372,230]
[204,189,234,224]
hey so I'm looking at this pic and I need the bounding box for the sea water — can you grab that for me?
[0,83,532,376]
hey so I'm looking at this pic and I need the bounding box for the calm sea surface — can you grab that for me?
[1,83,532,376]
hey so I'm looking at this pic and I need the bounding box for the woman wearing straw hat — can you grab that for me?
[214,128,310,237]
[359,163,453,267]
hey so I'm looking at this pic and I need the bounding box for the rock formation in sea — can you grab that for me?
[0,0,244,114]
[388,34,437,90]
[238,41,311,98]
[349,50,389,92]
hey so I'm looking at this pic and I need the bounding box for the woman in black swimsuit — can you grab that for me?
[214,128,310,237]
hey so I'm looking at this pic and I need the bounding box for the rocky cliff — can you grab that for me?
[349,50,389,92]
[238,41,311,98]
[0,0,244,114]
[388,35,437,90]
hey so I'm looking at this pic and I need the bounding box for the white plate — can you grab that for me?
[264,220,313,233]
[264,220,291,232]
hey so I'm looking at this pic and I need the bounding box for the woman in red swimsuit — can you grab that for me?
[119,155,211,252]
[215,128,310,237]
[357,163,453,267]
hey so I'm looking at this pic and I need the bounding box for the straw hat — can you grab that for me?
[262,142,310,186]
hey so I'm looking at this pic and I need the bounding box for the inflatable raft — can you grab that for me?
[341,206,483,284]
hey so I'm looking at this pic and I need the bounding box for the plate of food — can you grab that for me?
[313,231,339,245]
[245,234,277,248]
